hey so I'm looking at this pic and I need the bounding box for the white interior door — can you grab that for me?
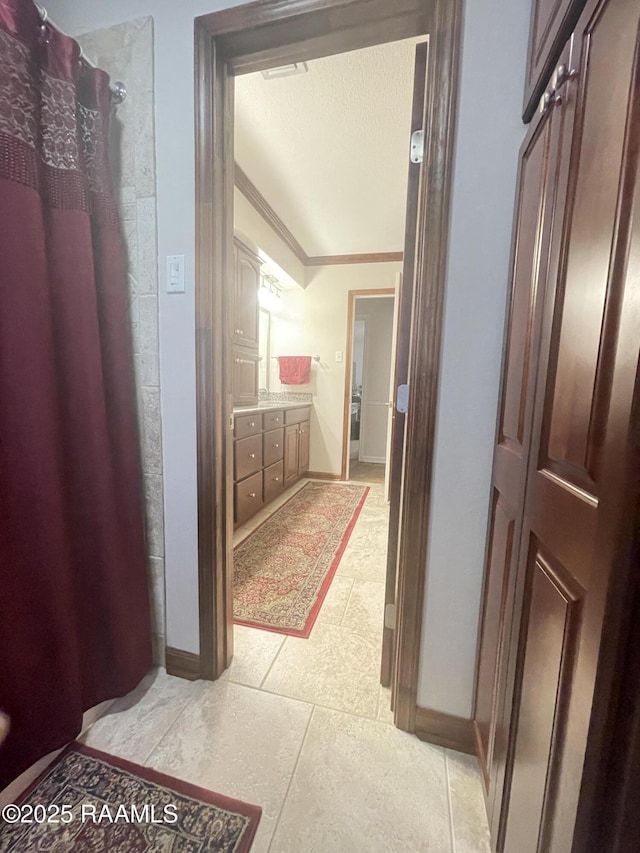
[359,297,395,463]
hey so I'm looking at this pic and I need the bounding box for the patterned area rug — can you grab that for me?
[0,744,261,853]
[234,481,369,637]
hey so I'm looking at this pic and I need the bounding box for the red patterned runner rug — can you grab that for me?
[0,744,261,852]
[233,481,369,637]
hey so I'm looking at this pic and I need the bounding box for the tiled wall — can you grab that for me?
[77,18,165,665]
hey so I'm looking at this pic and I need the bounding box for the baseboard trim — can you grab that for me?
[165,647,201,681]
[415,706,476,755]
[306,471,342,480]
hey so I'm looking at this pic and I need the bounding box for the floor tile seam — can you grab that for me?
[257,635,288,690]
[141,688,203,767]
[266,705,317,853]
[444,750,457,853]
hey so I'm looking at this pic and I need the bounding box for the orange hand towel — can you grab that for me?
[278,356,312,385]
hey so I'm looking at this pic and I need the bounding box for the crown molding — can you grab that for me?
[234,163,403,267]
[306,252,403,265]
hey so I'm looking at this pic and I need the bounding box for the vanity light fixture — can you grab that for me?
[258,275,283,313]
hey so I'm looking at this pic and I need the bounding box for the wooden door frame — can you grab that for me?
[192,0,463,734]
[341,288,395,481]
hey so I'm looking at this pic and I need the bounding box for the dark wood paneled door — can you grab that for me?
[500,0,640,849]
[380,40,428,688]
[474,38,573,830]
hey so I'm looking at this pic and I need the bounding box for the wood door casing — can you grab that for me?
[380,41,428,689]
[501,0,640,849]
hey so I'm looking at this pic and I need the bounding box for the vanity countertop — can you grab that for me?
[233,401,312,416]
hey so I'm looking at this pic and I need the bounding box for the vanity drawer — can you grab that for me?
[235,471,264,526]
[234,412,261,439]
[234,433,263,481]
[285,406,311,425]
[264,461,284,504]
[263,427,284,467]
[262,409,284,431]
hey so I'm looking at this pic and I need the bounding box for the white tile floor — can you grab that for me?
[80,479,490,852]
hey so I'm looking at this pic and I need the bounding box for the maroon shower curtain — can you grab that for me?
[0,1,152,788]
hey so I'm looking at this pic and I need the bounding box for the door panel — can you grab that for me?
[500,1,640,849]
[284,424,299,485]
[298,421,310,475]
[523,0,585,120]
[474,56,567,807]
[234,243,260,348]
[504,546,584,853]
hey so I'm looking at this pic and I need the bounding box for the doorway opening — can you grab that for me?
[344,291,397,495]
[191,0,463,736]
[227,44,408,714]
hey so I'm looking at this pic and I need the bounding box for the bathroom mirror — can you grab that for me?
[258,308,271,392]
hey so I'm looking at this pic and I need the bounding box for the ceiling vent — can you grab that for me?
[261,62,308,80]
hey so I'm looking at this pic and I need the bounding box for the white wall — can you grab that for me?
[47,0,249,655]
[48,0,532,714]
[416,0,530,715]
[270,264,400,475]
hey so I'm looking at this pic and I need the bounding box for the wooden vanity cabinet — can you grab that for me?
[233,406,311,526]
[232,237,261,406]
[232,239,260,349]
[284,424,300,487]
[233,349,260,407]
[284,408,311,487]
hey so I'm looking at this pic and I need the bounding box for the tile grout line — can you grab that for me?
[267,704,317,853]
[258,636,288,690]
[444,750,457,853]
[141,685,203,767]
[339,578,358,626]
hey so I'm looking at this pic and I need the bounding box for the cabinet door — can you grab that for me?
[298,420,310,475]
[284,424,300,486]
[233,349,259,407]
[233,244,260,349]
[502,1,640,849]
[523,0,585,120]
[474,41,571,826]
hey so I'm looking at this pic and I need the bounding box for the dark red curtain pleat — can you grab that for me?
[0,2,152,789]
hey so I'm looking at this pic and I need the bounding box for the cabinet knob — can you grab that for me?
[275,418,280,422]
[249,452,256,459]
[249,421,255,427]
[273,477,280,482]
[249,492,256,498]
[239,330,244,336]
[235,358,241,364]
[274,443,279,449]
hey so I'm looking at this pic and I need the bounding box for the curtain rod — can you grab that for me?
[34,2,127,104]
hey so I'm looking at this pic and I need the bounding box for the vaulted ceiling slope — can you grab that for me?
[234,39,423,258]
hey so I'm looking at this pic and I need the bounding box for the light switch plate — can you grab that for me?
[166,254,185,293]
[335,350,343,363]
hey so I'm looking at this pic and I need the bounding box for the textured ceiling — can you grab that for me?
[234,39,424,257]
